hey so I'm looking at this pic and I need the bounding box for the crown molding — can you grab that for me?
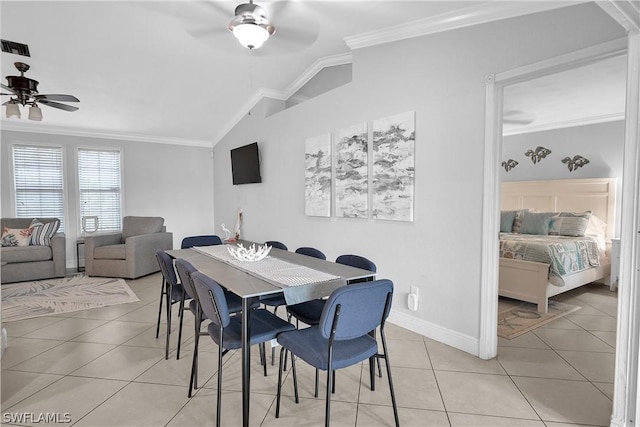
[597,0,640,32]
[281,52,353,99]
[503,112,625,136]
[345,1,587,50]
[0,120,213,147]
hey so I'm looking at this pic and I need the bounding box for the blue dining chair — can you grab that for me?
[286,254,378,395]
[275,279,399,427]
[181,235,223,249]
[287,254,376,327]
[174,258,243,392]
[295,246,327,260]
[191,271,296,427]
[265,240,288,251]
[155,250,190,360]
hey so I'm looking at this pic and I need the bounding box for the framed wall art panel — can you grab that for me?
[372,111,415,222]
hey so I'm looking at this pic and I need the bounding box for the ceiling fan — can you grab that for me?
[176,0,318,54]
[1,61,79,121]
[228,0,276,50]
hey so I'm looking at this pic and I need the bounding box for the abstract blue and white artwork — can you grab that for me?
[334,123,368,218]
[304,133,332,217]
[372,111,415,222]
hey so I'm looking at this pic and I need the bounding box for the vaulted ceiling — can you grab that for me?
[0,1,627,146]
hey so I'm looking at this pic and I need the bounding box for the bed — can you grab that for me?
[499,178,616,313]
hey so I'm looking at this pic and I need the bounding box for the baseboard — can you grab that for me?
[388,309,480,357]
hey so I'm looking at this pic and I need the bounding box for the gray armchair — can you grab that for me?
[84,216,173,279]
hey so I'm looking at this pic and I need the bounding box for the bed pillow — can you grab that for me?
[519,211,556,235]
[511,209,529,233]
[29,218,61,246]
[1,226,33,247]
[500,210,518,233]
[548,211,592,237]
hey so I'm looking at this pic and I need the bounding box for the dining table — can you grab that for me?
[166,241,376,427]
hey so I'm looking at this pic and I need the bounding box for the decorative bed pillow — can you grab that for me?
[500,210,518,233]
[548,211,592,237]
[519,211,556,235]
[511,209,528,233]
[29,218,60,246]
[1,226,33,247]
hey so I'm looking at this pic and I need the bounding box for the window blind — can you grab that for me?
[13,144,65,231]
[78,148,122,233]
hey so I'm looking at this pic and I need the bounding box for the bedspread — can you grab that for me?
[499,233,601,282]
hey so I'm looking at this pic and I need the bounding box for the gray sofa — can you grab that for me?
[84,216,173,279]
[1,217,66,284]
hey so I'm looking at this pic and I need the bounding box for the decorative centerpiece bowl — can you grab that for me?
[227,243,271,262]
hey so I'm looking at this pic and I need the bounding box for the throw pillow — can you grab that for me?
[500,210,518,233]
[30,218,60,246]
[1,226,33,247]
[519,211,555,235]
[549,211,592,237]
[511,209,528,233]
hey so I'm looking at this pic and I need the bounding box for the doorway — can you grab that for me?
[479,35,640,426]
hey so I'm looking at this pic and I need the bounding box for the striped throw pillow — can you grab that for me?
[30,219,60,246]
[548,211,592,237]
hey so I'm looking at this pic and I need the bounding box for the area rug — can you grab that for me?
[1,275,139,322]
[498,297,581,339]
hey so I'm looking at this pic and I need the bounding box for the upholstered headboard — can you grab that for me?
[501,178,616,239]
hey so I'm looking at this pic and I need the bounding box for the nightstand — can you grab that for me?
[610,238,620,291]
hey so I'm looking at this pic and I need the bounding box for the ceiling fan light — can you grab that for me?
[232,23,270,50]
[29,104,42,121]
[6,102,20,119]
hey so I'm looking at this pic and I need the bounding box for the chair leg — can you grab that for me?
[260,343,268,377]
[291,352,299,403]
[276,346,286,418]
[164,287,172,360]
[314,369,319,398]
[176,290,186,360]
[370,356,376,391]
[325,360,333,427]
[155,278,166,339]
[380,330,399,427]
[216,333,224,427]
[188,320,200,398]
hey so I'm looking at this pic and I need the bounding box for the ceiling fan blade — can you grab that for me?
[34,94,80,102]
[1,83,16,94]
[38,99,79,112]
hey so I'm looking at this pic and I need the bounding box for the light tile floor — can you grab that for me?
[1,275,616,426]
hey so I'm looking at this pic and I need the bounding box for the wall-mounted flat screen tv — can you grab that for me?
[231,142,262,185]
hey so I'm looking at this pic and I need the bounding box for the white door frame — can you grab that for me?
[479,3,640,425]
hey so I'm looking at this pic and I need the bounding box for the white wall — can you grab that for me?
[212,4,626,353]
[502,121,625,235]
[1,131,215,268]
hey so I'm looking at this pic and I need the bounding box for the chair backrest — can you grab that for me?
[175,258,198,299]
[335,254,377,273]
[156,250,178,287]
[181,235,223,249]
[319,279,393,340]
[295,247,326,260]
[265,240,288,251]
[123,216,165,241]
[191,271,231,328]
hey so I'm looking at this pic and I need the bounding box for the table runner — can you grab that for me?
[192,244,347,304]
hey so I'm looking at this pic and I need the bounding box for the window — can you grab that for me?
[77,148,122,233]
[12,144,65,231]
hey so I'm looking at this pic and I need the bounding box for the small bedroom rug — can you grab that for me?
[1,275,139,322]
[498,297,581,339]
